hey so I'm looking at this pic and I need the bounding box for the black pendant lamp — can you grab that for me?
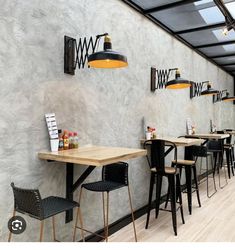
[88,35,128,68]
[222,92,235,102]
[201,82,219,96]
[165,69,192,89]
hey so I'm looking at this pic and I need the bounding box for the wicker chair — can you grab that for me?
[8,183,84,242]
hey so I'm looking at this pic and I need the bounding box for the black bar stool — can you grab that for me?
[8,183,84,242]
[217,130,234,179]
[144,139,185,236]
[77,162,137,242]
[170,157,201,214]
[207,139,228,189]
[193,144,217,197]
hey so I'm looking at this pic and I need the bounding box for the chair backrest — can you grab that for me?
[11,183,43,220]
[190,145,207,157]
[144,139,177,175]
[102,162,128,186]
[207,140,223,151]
[216,130,232,144]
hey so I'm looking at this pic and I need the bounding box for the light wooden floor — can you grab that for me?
[109,169,235,242]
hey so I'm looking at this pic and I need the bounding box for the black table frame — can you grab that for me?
[65,163,96,223]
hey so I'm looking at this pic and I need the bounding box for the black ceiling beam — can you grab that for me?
[143,0,201,14]
[195,40,235,49]
[220,63,235,66]
[213,0,234,24]
[212,53,235,59]
[175,22,225,35]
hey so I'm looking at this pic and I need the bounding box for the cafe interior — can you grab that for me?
[1,0,235,244]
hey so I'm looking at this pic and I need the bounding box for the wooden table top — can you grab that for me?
[140,137,204,147]
[38,146,147,167]
[225,131,235,135]
[185,133,229,139]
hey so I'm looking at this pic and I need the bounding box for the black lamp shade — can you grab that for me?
[165,69,192,89]
[222,92,235,101]
[88,50,128,68]
[88,35,128,68]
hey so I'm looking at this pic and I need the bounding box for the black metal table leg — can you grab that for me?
[65,163,96,223]
[66,163,74,223]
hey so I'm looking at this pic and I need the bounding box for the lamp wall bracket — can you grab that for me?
[190,81,209,99]
[64,33,108,75]
[151,67,177,91]
[213,89,227,103]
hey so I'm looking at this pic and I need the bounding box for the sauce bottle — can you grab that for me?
[58,129,64,151]
[73,132,79,148]
[63,130,69,150]
[68,132,74,149]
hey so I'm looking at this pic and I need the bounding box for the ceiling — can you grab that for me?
[122,0,235,77]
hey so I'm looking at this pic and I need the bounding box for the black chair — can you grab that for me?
[77,162,137,242]
[144,139,185,236]
[9,183,84,242]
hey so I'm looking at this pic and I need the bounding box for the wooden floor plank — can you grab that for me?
[109,171,235,242]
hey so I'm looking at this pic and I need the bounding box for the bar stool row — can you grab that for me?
[144,131,235,236]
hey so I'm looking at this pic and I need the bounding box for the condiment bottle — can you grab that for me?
[58,129,64,151]
[63,130,69,150]
[68,132,74,149]
[73,132,79,148]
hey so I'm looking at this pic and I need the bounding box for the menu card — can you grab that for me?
[45,113,58,139]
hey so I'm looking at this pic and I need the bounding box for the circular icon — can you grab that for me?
[8,216,26,234]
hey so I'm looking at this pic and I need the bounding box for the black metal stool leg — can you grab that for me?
[230,149,234,176]
[176,174,185,224]
[226,149,231,179]
[185,166,192,215]
[105,192,109,242]
[164,185,170,209]
[145,173,155,229]
[155,175,163,219]
[207,154,217,198]
[192,165,201,207]
[168,175,177,236]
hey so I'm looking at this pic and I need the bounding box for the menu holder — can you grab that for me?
[186,118,193,135]
[45,113,58,139]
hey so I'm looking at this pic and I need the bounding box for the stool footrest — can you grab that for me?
[76,226,106,240]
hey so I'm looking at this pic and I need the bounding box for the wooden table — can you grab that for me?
[185,133,229,140]
[225,130,235,135]
[38,146,147,223]
[140,137,204,147]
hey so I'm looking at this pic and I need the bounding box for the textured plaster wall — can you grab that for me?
[0,0,234,241]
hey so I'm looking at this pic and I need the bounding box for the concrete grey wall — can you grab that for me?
[0,0,234,241]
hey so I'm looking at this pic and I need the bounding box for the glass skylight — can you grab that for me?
[225,2,235,18]
[222,44,235,52]
[197,6,225,24]
[212,28,235,41]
